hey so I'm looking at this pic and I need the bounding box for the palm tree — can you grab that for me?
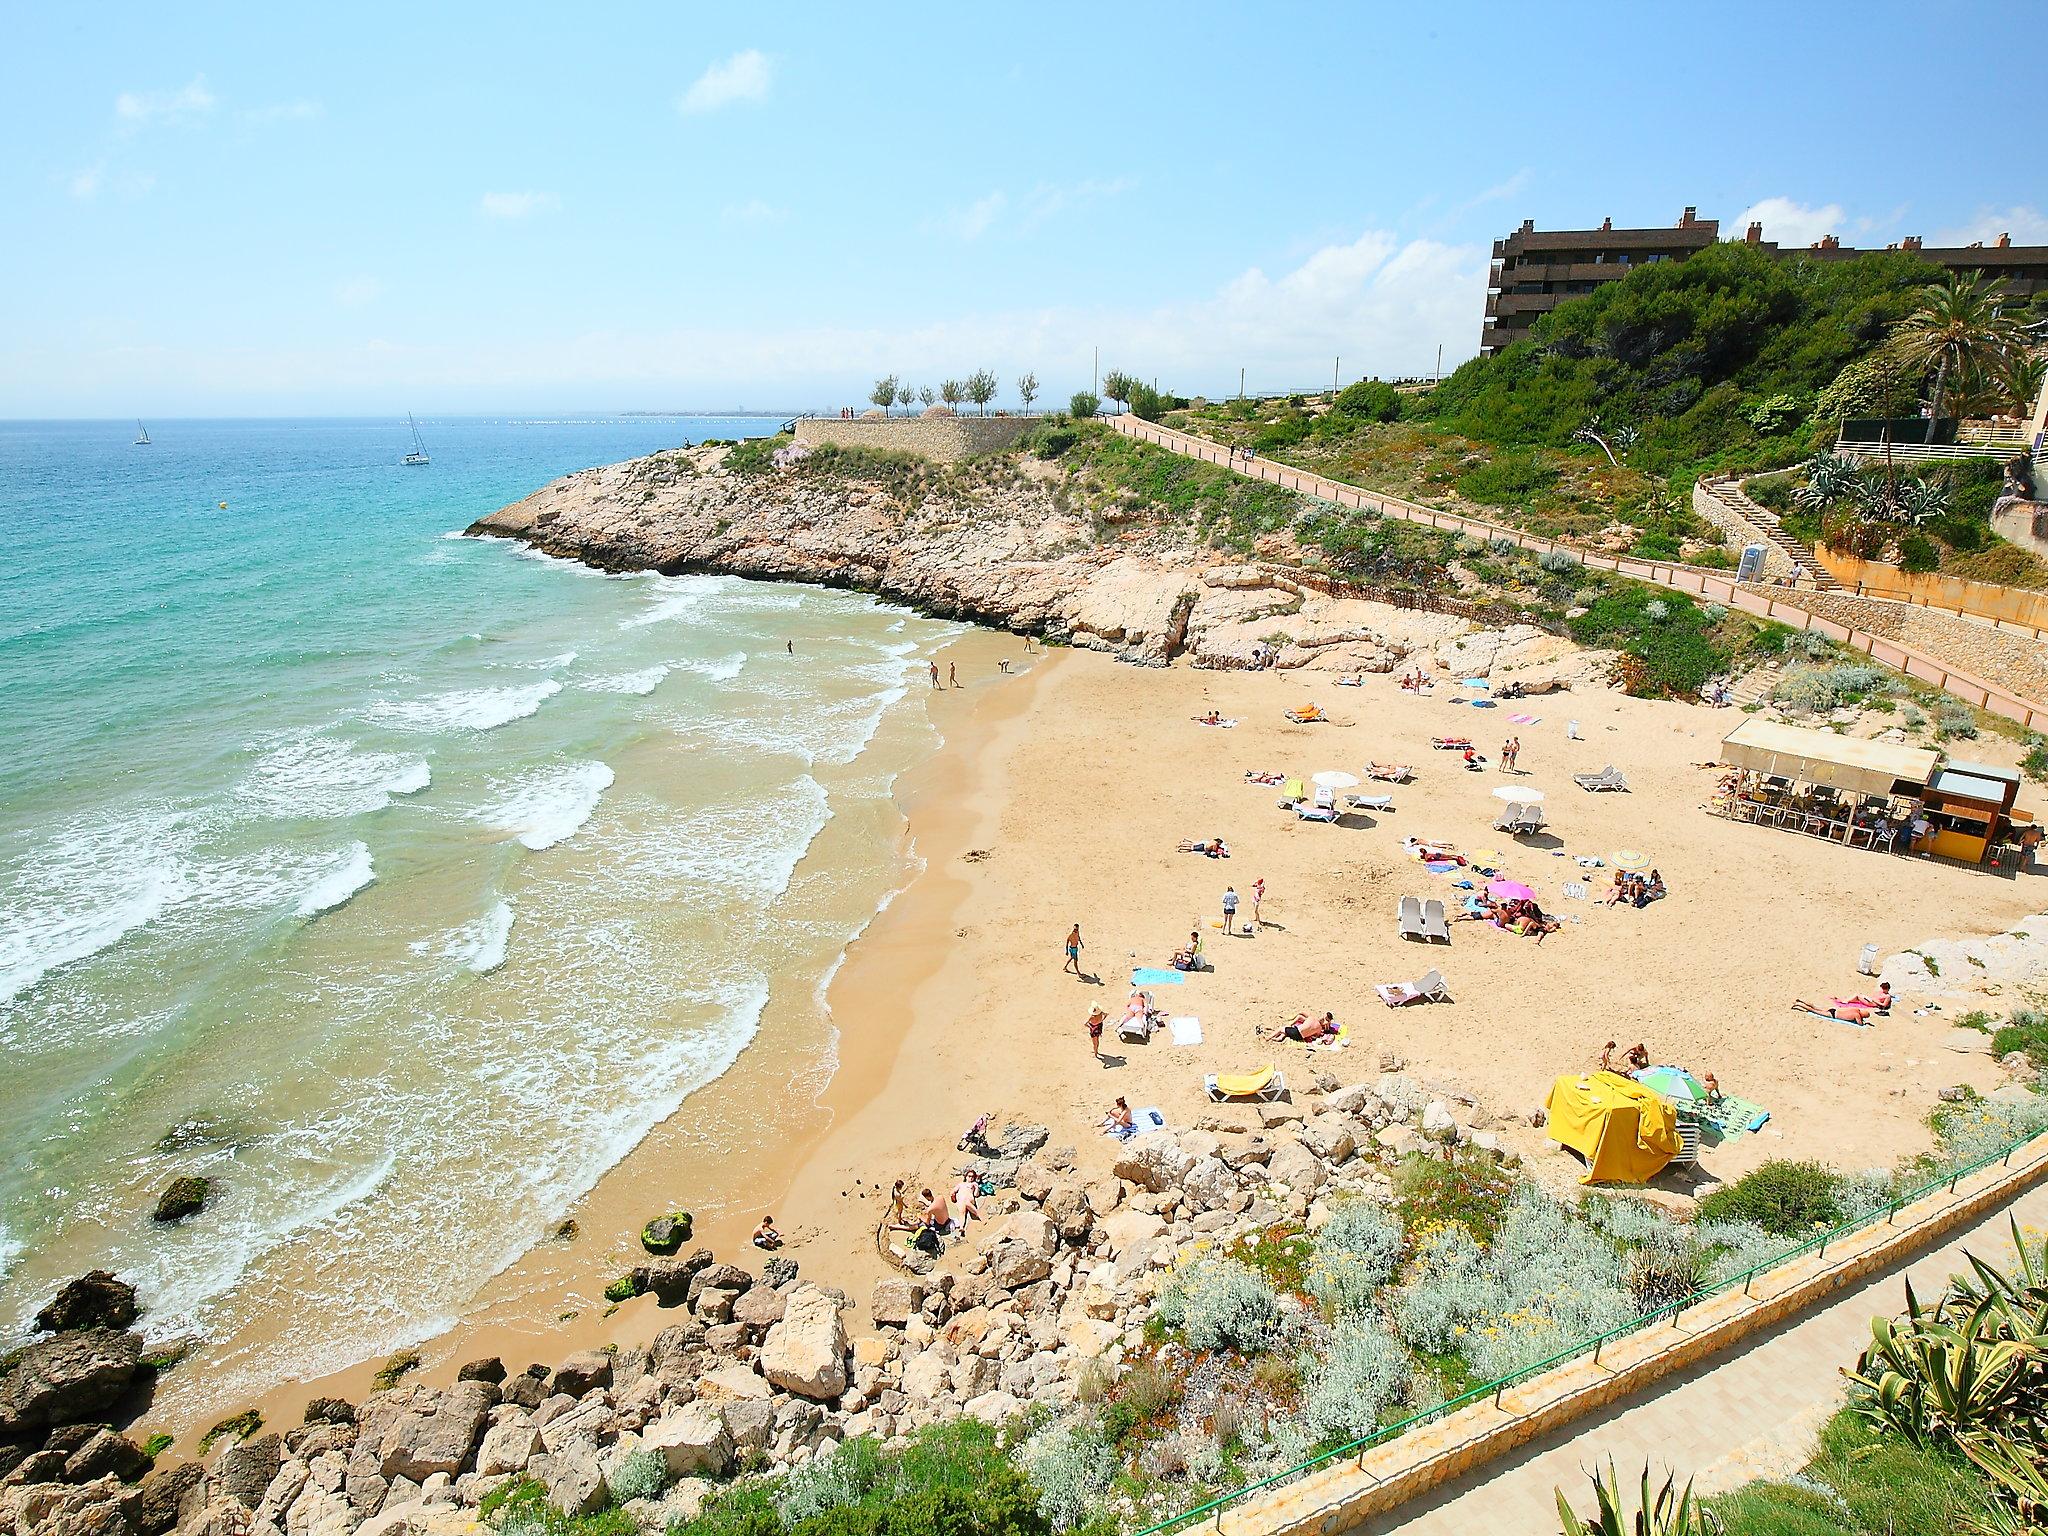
[1892,273,2020,420]
[1993,347,2046,420]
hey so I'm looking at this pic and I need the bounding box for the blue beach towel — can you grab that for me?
[1131,967,1187,987]
[1470,699,1498,709]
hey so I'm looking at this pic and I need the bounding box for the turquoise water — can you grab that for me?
[0,417,960,1396]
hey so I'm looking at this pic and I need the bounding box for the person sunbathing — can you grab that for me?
[1335,674,1365,687]
[1644,870,1667,902]
[1797,998,1872,1024]
[949,1173,981,1230]
[1102,1096,1137,1140]
[1267,1012,1335,1044]
[1194,709,1224,725]
[1367,762,1410,781]
[1402,836,1462,864]
[1285,704,1325,722]
[1431,736,1472,750]
[1599,871,1630,906]
[1830,981,1892,1014]
[1701,1072,1724,1107]
[1171,931,1204,970]
[921,1186,950,1228]
[1178,836,1230,857]
[1243,770,1285,784]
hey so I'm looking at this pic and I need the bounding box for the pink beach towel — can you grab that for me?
[1509,713,1541,724]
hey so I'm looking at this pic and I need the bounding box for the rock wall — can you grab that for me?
[1743,583,2048,703]
[792,416,1034,464]
[1690,482,1794,579]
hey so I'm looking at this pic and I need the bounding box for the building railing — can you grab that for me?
[1127,1125,2048,1536]
[1106,414,2048,730]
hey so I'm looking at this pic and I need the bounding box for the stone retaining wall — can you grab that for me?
[1741,584,2048,705]
[792,415,1035,464]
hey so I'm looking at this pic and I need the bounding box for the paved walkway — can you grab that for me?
[1354,1178,2048,1534]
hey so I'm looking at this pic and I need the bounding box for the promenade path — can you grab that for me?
[1103,413,2048,730]
[1355,1177,2048,1534]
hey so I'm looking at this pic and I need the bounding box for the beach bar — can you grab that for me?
[1711,717,2032,866]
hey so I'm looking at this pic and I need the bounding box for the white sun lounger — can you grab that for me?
[1118,1011,1152,1044]
[1419,898,1450,942]
[1375,967,1448,1006]
[1397,895,1426,939]
[1573,765,1630,792]
[1347,794,1395,812]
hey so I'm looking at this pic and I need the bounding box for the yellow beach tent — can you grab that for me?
[1543,1071,1680,1185]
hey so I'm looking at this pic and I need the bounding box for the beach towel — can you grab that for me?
[1194,718,1238,728]
[1134,1106,1166,1132]
[1698,1096,1770,1139]
[1509,713,1541,724]
[1470,699,1498,709]
[1461,678,1487,688]
[1574,855,1606,868]
[1168,1016,1203,1046]
[1451,878,1474,889]
[1793,1003,1870,1028]
[1562,881,1588,901]
[1131,967,1187,987]
[1424,860,1460,873]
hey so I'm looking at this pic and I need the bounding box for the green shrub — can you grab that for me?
[1456,452,1558,506]
[1156,1258,1283,1353]
[1305,1202,1403,1316]
[1897,532,1940,573]
[1392,1147,1517,1244]
[608,1448,671,1505]
[1300,1318,1410,1439]
[1696,1160,1844,1235]
[1933,702,1978,739]
[1332,380,1402,423]
[1068,392,1099,419]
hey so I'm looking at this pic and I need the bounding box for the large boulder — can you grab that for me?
[1181,1156,1238,1213]
[543,1351,612,1399]
[0,1328,143,1431]
[34,1274,140,1335]
[377,1381,495,1482]
[639,1214,692,1256]
[1298,1116,1357,1164]
[685,1265,753,1308]
[211,1432,281,1509]
[868,1278,925,1327]
[1265,1141,1324,1193]
[757,1285,848,1401]
[986,1241,1052,1291]
[64,1428,150,1484]
[474,1416,541,1477]
[640,1405,731,1479]
[1111,1133,1191,1193]
[1041,1183,1094,1244]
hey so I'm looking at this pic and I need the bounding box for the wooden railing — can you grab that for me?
[1107,414,2048,730]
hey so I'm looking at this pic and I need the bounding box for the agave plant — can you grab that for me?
[1893,477,1953,527]
[1555,1461,1723,1535]
[1794,453,1860,512]
[1847,1277,2042,1447]
[1962,1431,2048,1526]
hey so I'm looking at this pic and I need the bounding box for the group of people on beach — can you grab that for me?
[1458,891,1559,940]
[1267,1010,1339,1044]
[1598,868,1667,907]
[1599,1041,1723,1106]
[885,1173,983,1254]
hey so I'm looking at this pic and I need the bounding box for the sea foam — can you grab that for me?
[238,731,431,819]
[295,842,375,918]
[368,679,561,733]
[475,763,614,851]
[580,665,670,696]
[413,899,514,974]
[0,812,193,1006]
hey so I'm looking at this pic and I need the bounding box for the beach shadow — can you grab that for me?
[1097,1053,1127,1070]
[1254,920,1289,932]
[1514,832,1566,851]
[1077,971,1104,986]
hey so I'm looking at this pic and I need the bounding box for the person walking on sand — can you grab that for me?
[1222,885,1239,935]
[1064,923,1084,975]
[948,662,959,688]
[1509,736,1522,771]
[1250,878,1265,928]
[1085,1005,1106,1058]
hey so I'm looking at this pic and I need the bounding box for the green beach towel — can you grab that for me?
[1698,1096,1770,1140]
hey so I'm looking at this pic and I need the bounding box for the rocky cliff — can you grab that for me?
[467,445,1609,685]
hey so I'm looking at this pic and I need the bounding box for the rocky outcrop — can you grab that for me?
[33,1274,139,1335]
[0,1329,144,1432]
[466,447,1604,680]
[757,1286,848,1401]
[150,1178,213,1225]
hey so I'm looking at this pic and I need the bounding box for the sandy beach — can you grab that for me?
[171,631,2046,1446]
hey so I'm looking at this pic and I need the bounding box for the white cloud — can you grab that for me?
[240,99,324,125]
[69,162,104,200]
[3,227,1489,413]
[720,199,786,228]
[677,49,772,114]
[335,276,384,307]
[1731,197,1847,248]
[928,179,1132,242]
[1928,206,2048,248]
[115,75,217,126]
[479,191,557,220]
[930,191,1006,241]
[1456,168,1532,215]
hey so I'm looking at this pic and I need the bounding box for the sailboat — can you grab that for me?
[133,421,151,446]
[402,413,430,467]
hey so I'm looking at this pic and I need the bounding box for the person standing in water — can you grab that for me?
[928,660,940,688]
[948,662,959,688]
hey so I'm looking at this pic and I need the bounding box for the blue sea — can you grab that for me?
[0,416,962,1404]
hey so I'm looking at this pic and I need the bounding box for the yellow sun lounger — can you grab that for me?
[1205,1064,1286,1101]
[1279,778,1305,803]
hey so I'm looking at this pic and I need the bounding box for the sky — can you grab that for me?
[6,2,2044,417]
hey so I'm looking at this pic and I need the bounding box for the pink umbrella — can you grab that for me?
[1487,879,1536,902]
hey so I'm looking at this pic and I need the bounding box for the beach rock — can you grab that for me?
[35,1274,142,1336]
[456,1358,505,1385]
[64,1429,150,1484]
[987,1242,1052,1291]
[1256,1103,1306,1128]
[151,1178,214,1225]
[135,1464,203,1535]
[691,1289,739,1326]
[732,1287,785,1331]
[1111,1134,1190,1193]
[640,1406,730,1479]
[639,1215,692,1256]
[693,1367,772,1405]
[0,1328,143,1431]
[1421,1100,1458,1137]
[685,1265,753,1307]
[543,1353,612,1399]
[1181,1157,1237,1213]
[1041,1183,1094,1244]
[378,1383,493,1482]
[1265,1141,1323,1193]
[718,1399,774,1456]
[544,1445,607,1517]
[1377,1125,1423,1156]
[1098,1209,1167,1259]
[535,1397,612,1457]
[869,1279,924,1327]
[1297,1117,1357,1163]
[1944,1029,1989,1054]
[212,1433,282,1510]
[762,1257,799,1289]
[473,1417,541,1478]
[303,1399,357,1428]
[758,1286,847,1401]
[1214,1131,1273,1169]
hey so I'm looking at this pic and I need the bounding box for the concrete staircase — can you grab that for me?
[1697,475,1839,588]
[1723,664,1784,708]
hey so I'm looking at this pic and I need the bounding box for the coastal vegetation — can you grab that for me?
[1161,246,2042,578]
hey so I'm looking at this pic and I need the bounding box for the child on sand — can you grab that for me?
[1085,1006,1106,1058]
[752,1215,782,1250]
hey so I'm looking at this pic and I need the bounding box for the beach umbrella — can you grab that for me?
[1611,848,1651,871]
[1491,785,1545,803]
[1461,678,1488,688]
[1635,1065,1706,1104]
[1487,879,1535,903]
[1312,770,1361,791]
[1470,848,1509,870]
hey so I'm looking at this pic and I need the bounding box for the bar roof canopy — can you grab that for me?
[1721,717,1940,798]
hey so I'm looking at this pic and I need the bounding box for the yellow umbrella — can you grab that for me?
[1470,848,1509,869]
[1611,848,1651,871]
